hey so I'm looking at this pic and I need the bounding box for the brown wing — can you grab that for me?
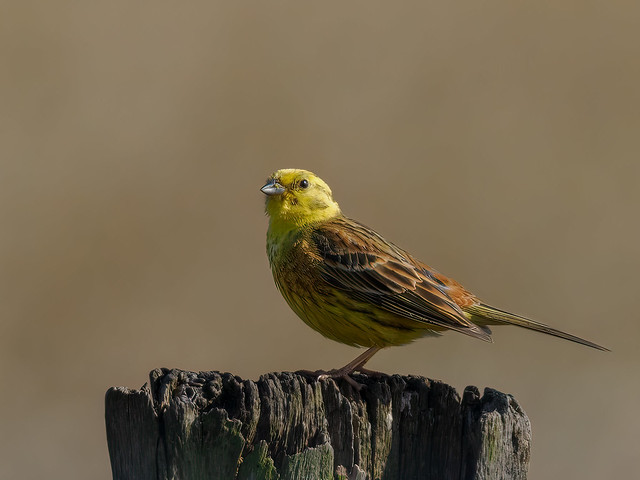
[310,217,491,342]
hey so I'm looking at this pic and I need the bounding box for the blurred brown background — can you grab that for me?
[1,2,638,479]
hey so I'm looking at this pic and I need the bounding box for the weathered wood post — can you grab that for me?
[105,368,530,480]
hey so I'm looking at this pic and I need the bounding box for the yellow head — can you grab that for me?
[261,169,341,228]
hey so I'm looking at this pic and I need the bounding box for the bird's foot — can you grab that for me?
[297,368,365,391]
[296,346,385,391]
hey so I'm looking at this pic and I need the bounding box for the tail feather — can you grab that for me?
[464,303,609,352]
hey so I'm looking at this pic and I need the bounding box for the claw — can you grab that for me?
[339,374,365,391]
[295,346,385,391]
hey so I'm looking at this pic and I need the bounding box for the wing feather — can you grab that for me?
[311,217,491,342]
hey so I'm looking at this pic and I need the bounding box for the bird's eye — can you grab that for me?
[299,179,309,189]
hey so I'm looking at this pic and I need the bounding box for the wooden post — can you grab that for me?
[105,368,531,480]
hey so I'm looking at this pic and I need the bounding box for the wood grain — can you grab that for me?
[106,369,530,479]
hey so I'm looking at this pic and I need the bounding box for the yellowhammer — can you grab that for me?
[261,168,607,387]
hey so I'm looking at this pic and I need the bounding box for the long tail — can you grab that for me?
[464,303,609,351]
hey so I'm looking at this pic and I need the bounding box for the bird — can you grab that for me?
[261,168,608,388]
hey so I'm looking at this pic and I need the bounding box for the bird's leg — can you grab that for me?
[326,346,383,377]
[298,347,383,390]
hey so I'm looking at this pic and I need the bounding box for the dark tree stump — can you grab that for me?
[105,369,530,480]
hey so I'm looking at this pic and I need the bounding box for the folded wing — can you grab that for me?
[311,217,492,342]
